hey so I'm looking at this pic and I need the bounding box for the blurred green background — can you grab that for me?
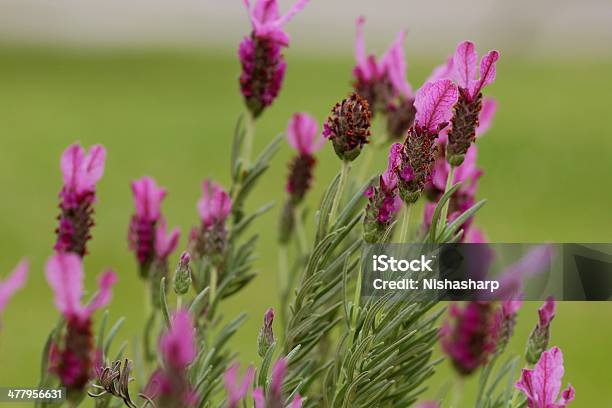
[0,44,611,408]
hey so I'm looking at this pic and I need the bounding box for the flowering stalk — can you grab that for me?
[55,143,106,257]
[143,309,198,407]
[446,41,499,166]
[45,252,117,400]
[224,363,255,408]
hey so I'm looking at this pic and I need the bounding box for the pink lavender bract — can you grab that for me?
[515,347,575,408]
[145,309,198,407]
[396,79,458,204]
[353,17,413,115]
[224,363,256,408]
[446,41,499,166]
[45,253,117,392]
[128,176,168,276]
[0,260,28,323]
[239,0,310,118]
[55,143,106,257]
[526,296,557,364]
[440,301,500,376]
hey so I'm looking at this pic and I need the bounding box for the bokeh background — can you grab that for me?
[1,1,611,406]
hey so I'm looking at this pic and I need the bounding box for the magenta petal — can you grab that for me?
[198,180,232,226]
[354,16,369,78]
[381,30,413,98]
[474,50,499,95]
[81,144,106,192]
[160,310,197,369]
[45,253,85,318]
[85,270,118,315]
[154,219,181,260]
[414,79,459,133]
[60,144,85,192]
[290,394,302,408]
[0,260,28,313]
[426,56,454,83]
[131,177,167,221]
[476,98,497,137]
[252,388,265,408]
[453,41,477,94]
[271,358,287,396]
[287,113,321,154]
[538,296,556,328]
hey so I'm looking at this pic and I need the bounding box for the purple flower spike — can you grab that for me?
[323,93,372,162]
[440,301,500,376]
[144,310,198,407]
[258,307,275,357]
[353,17,413,115]
[224,363,255,408]
[128,176,168,276]
[446,41,500,166]
[190,180,232,261]
[239,0,310,117]
[397,79,458,204]
[55,143,106,257]
[45,253,117,392]
[0,260,28,322]
[516,347,575,408]
[363,143,403,242]
[285,113,323,204]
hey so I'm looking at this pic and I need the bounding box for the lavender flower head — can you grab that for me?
[353,17,413,115]
[224,363,255,408]
[396,79,458,204]
[323,92,372,161]
[190,180,232,261]
[516,347,575,408]
[45,253,117,394]
[446,41,499,166]
[0,260,28,325]
[128,176,168,276]
[239,0,310,117]
[363,143,402,243]
[253,358,302,408]
[55,143,106,257]
[144,309,198,407]
[285,113,324,203]
[440,301,501,376]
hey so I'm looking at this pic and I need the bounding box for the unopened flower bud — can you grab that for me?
[525,297,556,364]
[257,308,275,357]
[173,251,192,295]
[323,93,372,162]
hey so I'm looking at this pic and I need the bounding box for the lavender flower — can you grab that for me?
[353,17,413,116]
[496,300,522,354]
[446,41,499,166]
[239,0,310,117]
[440,301,501,376]
[224,363,255,408]
[128,176,168,276]
[189,180,232,262]
[45,253,117,394]
[258,307,275,357]
[396,79,458,204]
[55,143,106,257]
[253,358,302,408]
[515,347,575,408]
[0,260,28,325]
[363,143,402,242]
[526,297,556,364]
[144,310,198,407]
[280,113,324,243]
[323,92,372,161]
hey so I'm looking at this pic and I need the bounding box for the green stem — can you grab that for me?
[451,377,464,408]
[399,205,412,243]
[278,243,289,332]
[294,207,308,255]
[330,161,351,225]
[437,165,455,239]
[209,265,218,309]
[243,110,255,166]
